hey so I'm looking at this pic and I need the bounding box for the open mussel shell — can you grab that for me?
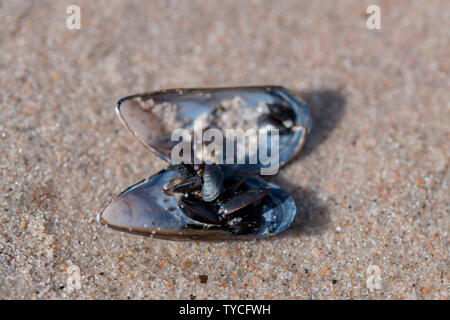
[116,86,312,174]
[97,166,297,240]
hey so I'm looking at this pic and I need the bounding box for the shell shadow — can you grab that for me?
[292,89,346,160]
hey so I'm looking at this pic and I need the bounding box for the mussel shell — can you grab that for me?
[97,166,297,240]
[201,164,223,202]
[218,189,270,216]
[116,86,312,174]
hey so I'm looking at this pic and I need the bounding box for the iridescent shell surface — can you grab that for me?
[116,86,312,173]
[97,167,297,240]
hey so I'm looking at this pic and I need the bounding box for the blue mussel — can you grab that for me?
[97,86,312,240]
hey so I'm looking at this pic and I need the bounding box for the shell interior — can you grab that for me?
[117,86,312,173]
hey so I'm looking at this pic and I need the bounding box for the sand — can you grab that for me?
[0,0,448,299]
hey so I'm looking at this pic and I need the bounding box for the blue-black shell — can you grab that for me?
[97,166,297,240]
